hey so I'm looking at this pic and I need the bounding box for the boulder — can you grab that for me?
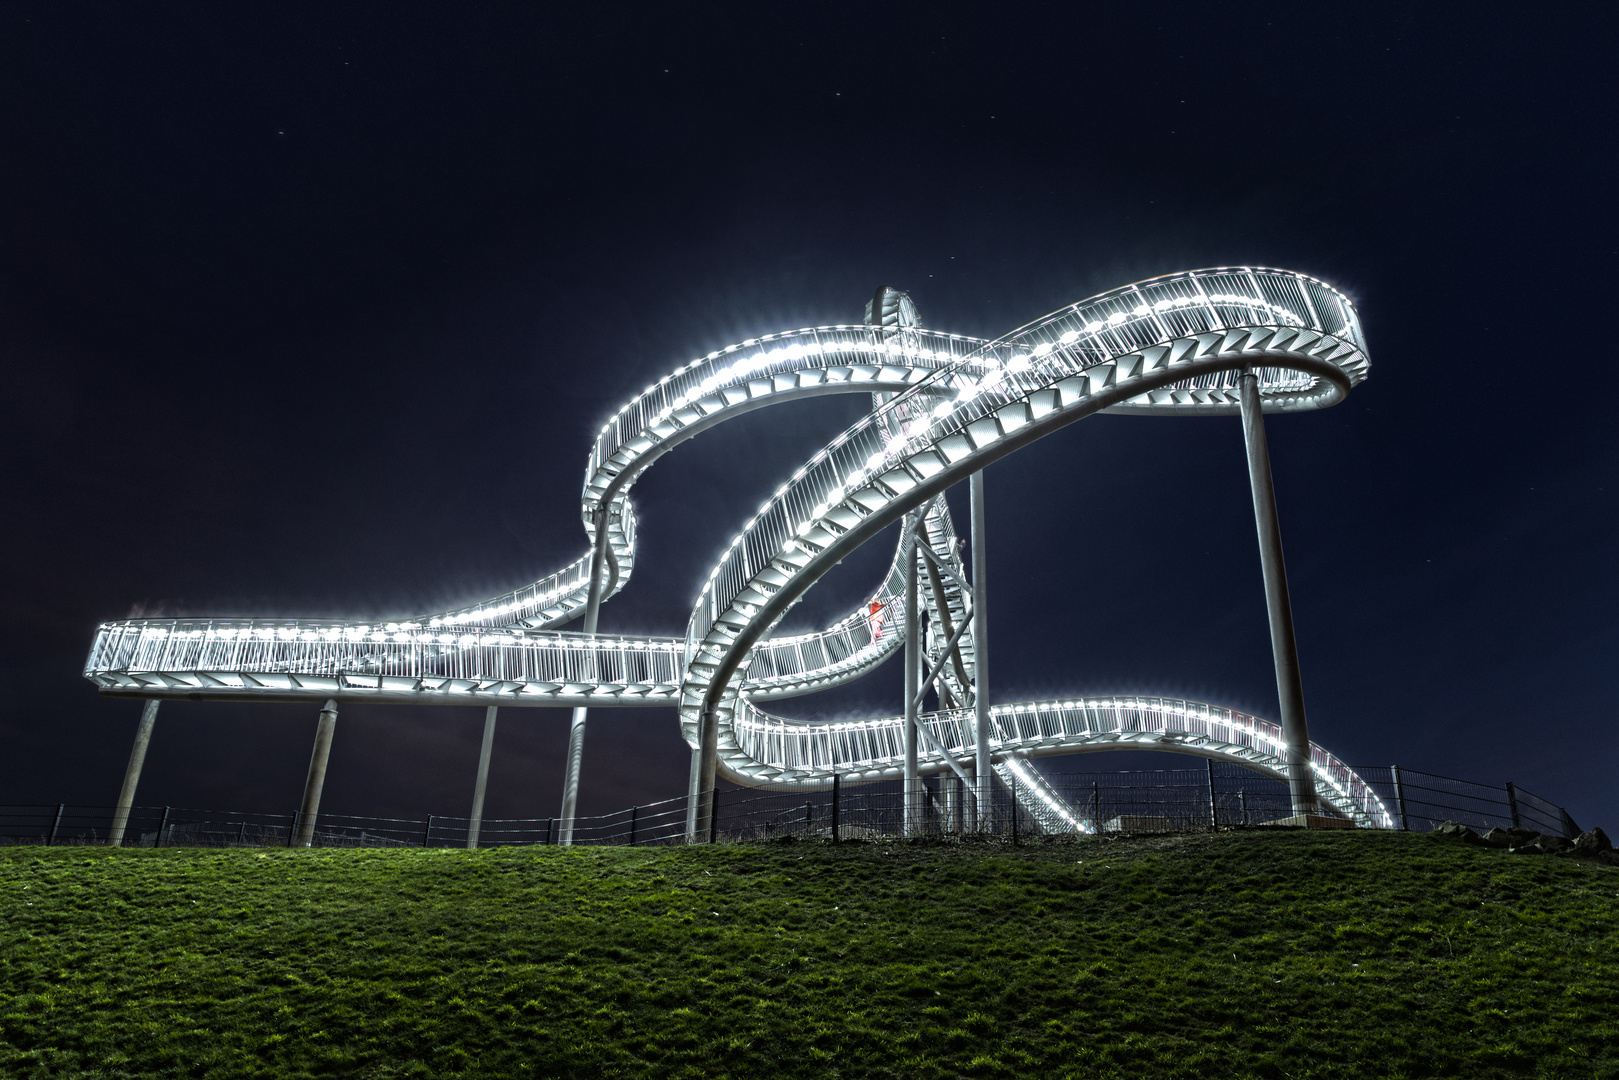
[1506,826,1541,844]
[1433,821,1481,843]
[1481,827,1514,848]
[1516,834,1571,855]
[1597,849,1619,867]
[1573,828,1613,857]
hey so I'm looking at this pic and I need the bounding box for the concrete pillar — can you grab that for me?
[292,699,339,847]
[903,515,921,835]
[466,706,498,849]
[970,470,992,828]
[108,699,160,848]
[1238,369,1319,817]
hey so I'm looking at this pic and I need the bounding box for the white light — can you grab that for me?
[1032,342,1053,358]
[1058,330,1079,344]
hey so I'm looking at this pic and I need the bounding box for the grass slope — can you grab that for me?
[2,830,1616,1079]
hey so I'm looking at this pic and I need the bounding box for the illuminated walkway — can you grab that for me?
[85,268,1385,841]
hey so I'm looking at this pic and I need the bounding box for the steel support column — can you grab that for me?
[557,706,588,845]
[108,699,160,848]
[693,704,720,843]
[466,706,498,850]
[903,513,921,835]
[558,508,612,845]
[685,743,703,843]
[970,471,992,828]
[1238,369,1318,817]
[293,699,339,847]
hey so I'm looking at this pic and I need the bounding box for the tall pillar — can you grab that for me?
[1238,369,1319,817]
[466,706,498,849]
[556,707,588,845]
[559,510,612,845]
[942,774,960,834]
[903,515,921,835]
[970,471,992,828]
[685,743,702,843]
[293,699,339,847]
[108,699,160,848]
[694,704,720,843]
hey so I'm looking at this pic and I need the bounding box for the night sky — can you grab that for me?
[2,4,1614,831]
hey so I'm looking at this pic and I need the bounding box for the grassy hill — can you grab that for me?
[2,830,1615,1079]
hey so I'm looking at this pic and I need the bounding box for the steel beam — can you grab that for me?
[466,706,498,849]
[558,508,612,845]
[911,603,975,714]
[903,513,921,835]
[693,704,720,843]
[108,699,160,848]
[919,536,973,699]
[1238,369,1318,817]
[970,470,992,827]
[293,699,338,847]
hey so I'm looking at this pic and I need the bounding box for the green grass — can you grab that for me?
[2,830,1616,1079]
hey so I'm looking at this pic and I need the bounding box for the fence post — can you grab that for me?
[1206,760,1217,829]
[831,774,840,843]
[545,817,553,846]
[805,801,813,837]
[708,787,720,844]
[628,806,639,847]
[48,804,65,847]
[1505,782,1521,829]
[155,806,171,848]
[287,812,298,848]
[237,820,247,845]
[1390,766,1409,831]
[422,815,434,849]
[1239,788,1249,827]
[1560,808,1577,841]
[1092,780,1100,832]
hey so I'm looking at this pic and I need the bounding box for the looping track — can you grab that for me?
[84,267,1387,827]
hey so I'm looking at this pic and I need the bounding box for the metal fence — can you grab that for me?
[0,764,1582,849]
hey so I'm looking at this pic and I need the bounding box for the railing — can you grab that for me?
[85,620,686,690]
[681,270,1370,769]
[727,694,1390,825]
[585,325,988,497]
[1,765,1580,848]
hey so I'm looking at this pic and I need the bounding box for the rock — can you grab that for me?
[1433,821,1481,843]
[1515,834,1571,855]
[1481,827,1514,848]
[1573,828,1613,857]
[1506,826,1541,843]
[1596,849,1619,867]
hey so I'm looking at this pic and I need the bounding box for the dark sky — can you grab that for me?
[2,3,1614,831]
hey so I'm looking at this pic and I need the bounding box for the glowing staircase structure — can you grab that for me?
[85,268,1388,836]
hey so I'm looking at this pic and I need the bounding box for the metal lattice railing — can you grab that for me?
[0,767,1579,849]
[678,270,1367,791]
[82,267,1377,828]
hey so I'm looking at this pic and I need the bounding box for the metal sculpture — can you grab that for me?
[84,268,1385,844]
